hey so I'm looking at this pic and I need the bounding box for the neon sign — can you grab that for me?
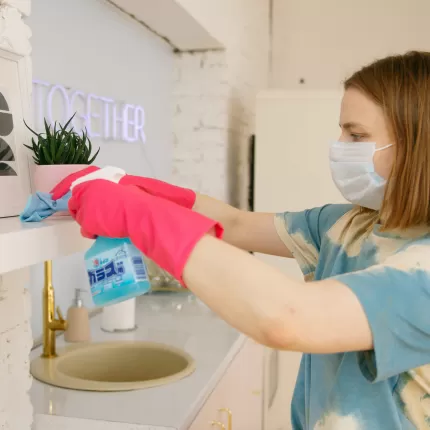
[32,79,146,143]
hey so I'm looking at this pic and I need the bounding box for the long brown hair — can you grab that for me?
[344,51,430,230]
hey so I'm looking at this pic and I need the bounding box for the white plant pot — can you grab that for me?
[30,164,88,217]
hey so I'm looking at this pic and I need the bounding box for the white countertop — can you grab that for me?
[30,292,245,430]
[0,216,91,274]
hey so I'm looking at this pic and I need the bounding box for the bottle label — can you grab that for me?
[85,243,148,297]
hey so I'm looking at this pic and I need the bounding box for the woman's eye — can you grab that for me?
[350,133,363,142]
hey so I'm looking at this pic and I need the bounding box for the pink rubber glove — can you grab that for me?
[68,180,222,283]
[50,165,100,200]
[51,166,196,209]
[119,175,196,209]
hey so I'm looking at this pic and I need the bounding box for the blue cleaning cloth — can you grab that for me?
[20,191,72,222]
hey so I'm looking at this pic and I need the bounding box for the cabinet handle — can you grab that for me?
[218,408,232,430]
[211,421,226,429]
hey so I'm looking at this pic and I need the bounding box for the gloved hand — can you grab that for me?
[68,179,222,283]
[119,175,196,209]
[51,166,196,209]
[50,165,100,200]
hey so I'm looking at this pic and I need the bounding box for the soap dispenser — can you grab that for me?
[64,289,91,343]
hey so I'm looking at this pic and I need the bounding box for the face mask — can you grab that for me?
[329,142,393,210]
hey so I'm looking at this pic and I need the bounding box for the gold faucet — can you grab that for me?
[42,260,67,358]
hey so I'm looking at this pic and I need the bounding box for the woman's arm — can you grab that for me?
[50,167,292,258]
[194,194,292,258]
[183,235,373,354]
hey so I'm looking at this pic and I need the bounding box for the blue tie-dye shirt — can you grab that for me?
[275,204,430,430]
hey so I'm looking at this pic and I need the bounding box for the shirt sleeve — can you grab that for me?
[274,204,352,280]
[334,241,430,382]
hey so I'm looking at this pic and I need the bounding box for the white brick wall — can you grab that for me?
[172,0,270,208]
[0,269,33,430]
[173,51,230,202]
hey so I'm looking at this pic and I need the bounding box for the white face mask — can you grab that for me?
[329,142,393,210]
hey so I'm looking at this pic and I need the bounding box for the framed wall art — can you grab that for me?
[0,0,32,217]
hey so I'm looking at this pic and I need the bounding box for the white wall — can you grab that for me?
[26,0,174,339]
[173,0,270,207]
[272,0,430,89]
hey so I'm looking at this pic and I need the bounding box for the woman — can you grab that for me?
[52,51,430,429]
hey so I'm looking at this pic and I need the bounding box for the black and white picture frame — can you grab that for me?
[0,88,17,176]
[0,1,32,218]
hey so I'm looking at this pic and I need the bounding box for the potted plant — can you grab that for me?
[24,113,100,194]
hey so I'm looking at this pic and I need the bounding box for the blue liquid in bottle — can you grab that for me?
[84,237,151,307]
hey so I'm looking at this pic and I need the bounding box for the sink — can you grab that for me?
[30,341,195,392]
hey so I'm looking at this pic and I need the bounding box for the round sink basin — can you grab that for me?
[31,341,195,392]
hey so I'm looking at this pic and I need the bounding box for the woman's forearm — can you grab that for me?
[193,194,241,238]
[193,194,292,257]
[182,234,303,347]
[182,235,373,354]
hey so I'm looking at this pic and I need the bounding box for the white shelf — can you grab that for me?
[0,217,92,274]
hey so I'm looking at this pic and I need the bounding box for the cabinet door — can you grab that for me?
[263,348,301,430]
[189,338,264,430]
